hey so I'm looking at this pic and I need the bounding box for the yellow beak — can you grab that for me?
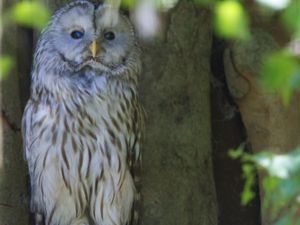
[89,40,97,58]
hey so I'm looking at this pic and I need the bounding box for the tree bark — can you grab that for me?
[140,2,218,225]
[0,1,29,224]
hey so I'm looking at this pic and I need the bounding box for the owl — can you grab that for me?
[21,1,144,225]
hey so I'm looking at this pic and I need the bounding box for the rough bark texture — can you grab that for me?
[0,1,29,224]
[140,2,218,225]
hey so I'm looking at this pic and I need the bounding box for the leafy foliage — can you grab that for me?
[260,50,299,104]
[0,1,50,79]
[11,1,50,30]
[214,1,250,40]
[229,147,300,224]
[282,0,300,37]
[0,55,14,80]
[224,1,300,223]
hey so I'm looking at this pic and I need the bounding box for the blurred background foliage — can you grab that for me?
[0,0,300,224]
[229,146,300,225]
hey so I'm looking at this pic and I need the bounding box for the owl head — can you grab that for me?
[33,0,140,80]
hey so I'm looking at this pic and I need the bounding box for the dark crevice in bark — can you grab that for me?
[15,26,34,225]
[16,27,34,110]
[1,109,21,132]
[210,35,262,225]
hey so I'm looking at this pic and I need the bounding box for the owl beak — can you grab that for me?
[89,41,97,58]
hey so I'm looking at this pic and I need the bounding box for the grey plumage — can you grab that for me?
[22,1,143,224]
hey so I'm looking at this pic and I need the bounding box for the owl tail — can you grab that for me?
[71,216,95,225]
[70,208,95,225]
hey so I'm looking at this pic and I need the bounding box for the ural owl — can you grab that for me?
[22,1,144,224]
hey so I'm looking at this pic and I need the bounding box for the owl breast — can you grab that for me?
[28,78,136,225]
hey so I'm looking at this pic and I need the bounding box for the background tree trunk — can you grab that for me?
[140,1,218,224]
[0,1,29,224]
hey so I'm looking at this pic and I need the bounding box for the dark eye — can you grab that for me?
[70,30,84,39]
[104,31,115,40]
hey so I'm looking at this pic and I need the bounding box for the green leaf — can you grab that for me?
[263,176,279,192]
[255,0,290,10]
[242,163,254,176]
[11,1,50,30]
[254,148,300,179]
[228,143,247,159]
[121,0,138,8]
[214,0,250,40]
[0,56,14,80]
[282,0,300,37]
[252,152,273,168]
[228,148,244,159]
[273,206,297,225]
[241,186,255,205]
[260,50,299,104]
[156,0,180,10]
[241,163,256,205]
[241,173,255,205]
[278,177,300,201]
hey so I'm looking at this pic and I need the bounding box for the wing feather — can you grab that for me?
[22,100,35,161]
[128,103,145,225]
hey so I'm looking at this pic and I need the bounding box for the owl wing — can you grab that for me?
[127,104,145,225]
[22,100,35,161]
[22,100,45,221]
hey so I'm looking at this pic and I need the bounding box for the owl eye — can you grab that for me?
[104,31,115,41]
[70,30,84,39]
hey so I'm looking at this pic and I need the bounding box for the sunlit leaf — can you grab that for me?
[282,0,300,37]
[260,155,290,178]
[228,148,244,159]
[243,163,254,175]
[241,187,255,205]
[241,163,256,205]
[121,0,138,8]
[157,0,179,10]
[260,50,299,104]
[263,176,279,192]
[233,146,300,218]
[0,56,14,80]
[253,152,273,168]
[11,1,50,30]
[254,149,300,178]
[214,0,250,40]
[255,0,290,10]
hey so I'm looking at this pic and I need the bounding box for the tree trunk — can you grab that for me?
[140,2,218,225]
[0,1,29,224]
